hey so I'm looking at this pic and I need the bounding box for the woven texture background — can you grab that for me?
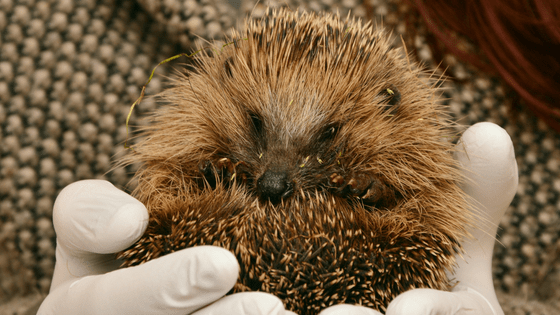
[0,0,559,313]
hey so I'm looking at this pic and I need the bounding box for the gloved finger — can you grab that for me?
[50,180,149,287]
[192,292,297,315]
[318,304,383,315]
[452,122,516,315]
[386,288,494,315]
[53,180,148,255]
[454,122,518,227]
[38,246,238,315]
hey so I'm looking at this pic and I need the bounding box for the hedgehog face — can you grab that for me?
[119,8,470,314]
[197,88,398,208]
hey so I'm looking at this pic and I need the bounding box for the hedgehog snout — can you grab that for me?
[256,169,294,203]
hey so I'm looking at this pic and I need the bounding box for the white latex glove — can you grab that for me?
[38,180,296,315]
[319,122,518,315]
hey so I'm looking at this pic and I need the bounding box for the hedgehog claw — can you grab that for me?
[361,176,384,202]
[217,157,234,175]
[327,171,398,208]
[348,178,363,195]
[199,158,241,186]
[233,161,250,183]
[203,158,252,184]
[348,173,372,196]
[361,176,399,208]
[330,173,345,186]
[362,187,375,199]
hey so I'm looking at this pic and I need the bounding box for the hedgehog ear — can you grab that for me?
[377,85,401,115]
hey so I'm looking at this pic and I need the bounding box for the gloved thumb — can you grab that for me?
[386,288,494,315]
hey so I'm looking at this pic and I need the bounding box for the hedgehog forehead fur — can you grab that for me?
[120,8,472,314]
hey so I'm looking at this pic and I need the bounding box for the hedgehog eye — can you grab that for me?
[224,57,234,78]
[377,85,401,115]
[249,112,264,137]
[318,123,340,143]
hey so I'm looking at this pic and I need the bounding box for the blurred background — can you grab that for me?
[0,0,559,314]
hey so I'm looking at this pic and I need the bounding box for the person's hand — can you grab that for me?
[319,122,518,315]
[38,122,516,315]
[37,180,296,315]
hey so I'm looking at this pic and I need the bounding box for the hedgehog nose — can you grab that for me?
[257,170,293,203]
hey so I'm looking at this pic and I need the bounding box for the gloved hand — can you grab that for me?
[319,122,518,315]
[37,180,296,315]
[38,122,516,315]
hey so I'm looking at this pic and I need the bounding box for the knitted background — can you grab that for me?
[0,0,558,314]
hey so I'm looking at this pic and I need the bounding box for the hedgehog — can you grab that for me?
[117,8,472,314]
